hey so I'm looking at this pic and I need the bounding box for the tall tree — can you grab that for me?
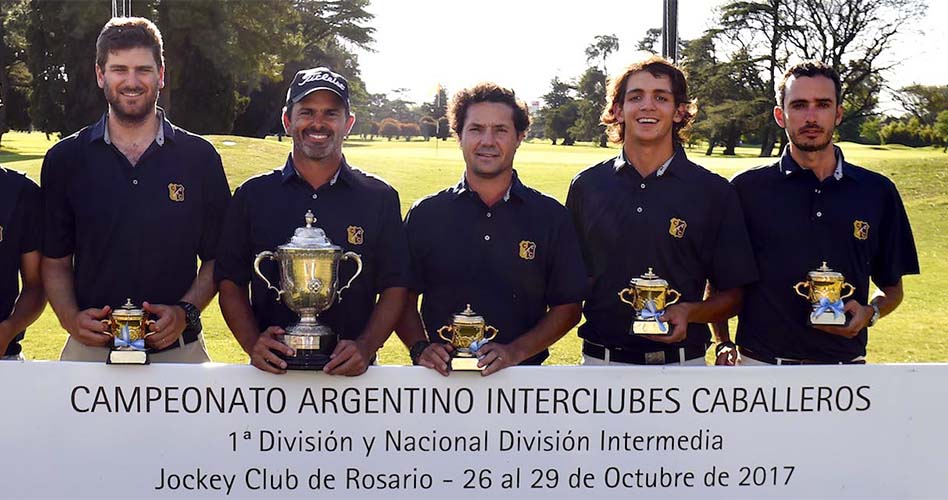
[781,0,927,135]
[637,28,662,53]
[569,66,608,146]
[0,0,31,147]
[716,0,790,156]
[584,34,619,72]
[540,76,578,145]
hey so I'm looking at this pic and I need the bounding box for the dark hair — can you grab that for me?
[96,17,164,70]
[448,82,530,137]
[602,55,696,145]
[776,60,841,107]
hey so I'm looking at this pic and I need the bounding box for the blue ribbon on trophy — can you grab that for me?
[113,324,145,350]
[639,300,668,333]
[469,338,490,357]
[813,297,845,320]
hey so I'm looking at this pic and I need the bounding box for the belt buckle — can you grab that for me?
[644,351,666,365]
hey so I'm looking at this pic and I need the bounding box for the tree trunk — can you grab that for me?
[759,126,777,157]
[705,138,717,156]
[550,138,557,145]
[722,125,739,156]
[598,133,607,147]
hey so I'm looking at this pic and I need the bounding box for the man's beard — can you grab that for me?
[790,126,833,152]
[105,85,157,124]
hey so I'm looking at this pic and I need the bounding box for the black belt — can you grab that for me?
[149,322,201,354]
[583,341,708,365]
[739,346,866,365]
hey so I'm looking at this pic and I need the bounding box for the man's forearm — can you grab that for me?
[219,280,262,354]
[1,251,46,338]
[180,260,218,311]
[41,256,80,333]
[872,281,904,320]
[509,303,582,361]
[684,287,743,324]
[357,287,408,352]
[393,291,427,347]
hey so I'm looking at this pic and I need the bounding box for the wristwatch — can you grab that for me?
[409,340,431,365]
[868,302,881,327]
[176,301,201,330]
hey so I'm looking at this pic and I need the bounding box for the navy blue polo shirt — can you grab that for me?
[732,147,919,361]
[0,167,41,356]
[41,112,231,311]
[566,146,758,352]
[405,171,586,365]
[214,155,411,339]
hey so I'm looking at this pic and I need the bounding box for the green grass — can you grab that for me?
[3,131,946,363]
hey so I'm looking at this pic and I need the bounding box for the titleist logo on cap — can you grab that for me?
[297,70,347,91]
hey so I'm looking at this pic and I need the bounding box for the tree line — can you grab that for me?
[535,0,946,155]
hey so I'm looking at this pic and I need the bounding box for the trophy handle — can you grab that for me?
[484,325,499,341]
[253,251,283,301]
[437,325,453,343]
[335,251,364,303]
[840,282,855,300]
[793,281,810,299]
[144,319,157,338]
[618,287,637,308]
[665,288,681,307]
[100,319,112,336]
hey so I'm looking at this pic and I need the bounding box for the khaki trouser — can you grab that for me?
[60,334,210,363]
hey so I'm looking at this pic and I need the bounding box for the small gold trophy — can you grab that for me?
[104,298,154,365]
[619,268,681,335]
[437,304,499,371]
[794,262,855,325]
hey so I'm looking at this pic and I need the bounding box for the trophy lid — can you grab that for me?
[112,298,145,319]
[279,210,341,251]
[808,261,845,282]
[631,268,669,288]
[452,304,485,325]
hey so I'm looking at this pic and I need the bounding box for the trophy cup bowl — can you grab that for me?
[253,211,363,369]
[436,304,498,371]
[104,298,154,365]
[793,262,855,325]
[619,268,681,335]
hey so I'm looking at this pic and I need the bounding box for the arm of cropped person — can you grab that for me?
[0,251,46,354]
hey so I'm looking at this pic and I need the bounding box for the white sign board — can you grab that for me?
[1,362,945,499]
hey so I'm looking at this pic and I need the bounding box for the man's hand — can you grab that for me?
[814,300,873,339]
[714,342,737,366]
[654,302,693,344]
[324,339,373,376]
[475,342,525,376]
[71,306,113,347]
[142,302,187,350]
[417,343,454,376]
[249,326,293,374]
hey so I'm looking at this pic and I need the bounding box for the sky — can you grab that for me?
[352,0,947,114]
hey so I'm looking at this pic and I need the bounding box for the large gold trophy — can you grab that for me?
[103,298,154,365]
[253,211,363,369]
[437,304,498,371]
[619,268,681,335]
[794,262,855,325]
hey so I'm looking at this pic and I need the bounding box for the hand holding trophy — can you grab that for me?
[619,268,682,335]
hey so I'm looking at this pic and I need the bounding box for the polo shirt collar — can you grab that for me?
[450,169,526,202]
[280,154,352,187]
[613,145,677,177]
[90,108,175,146]
[779,145,853,181]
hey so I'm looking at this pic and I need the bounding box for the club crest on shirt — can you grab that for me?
[669,218,687,239]
[168,183,185,202]
[347,226,364,245]
[519,240,536,260]
[853,220,870,240]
